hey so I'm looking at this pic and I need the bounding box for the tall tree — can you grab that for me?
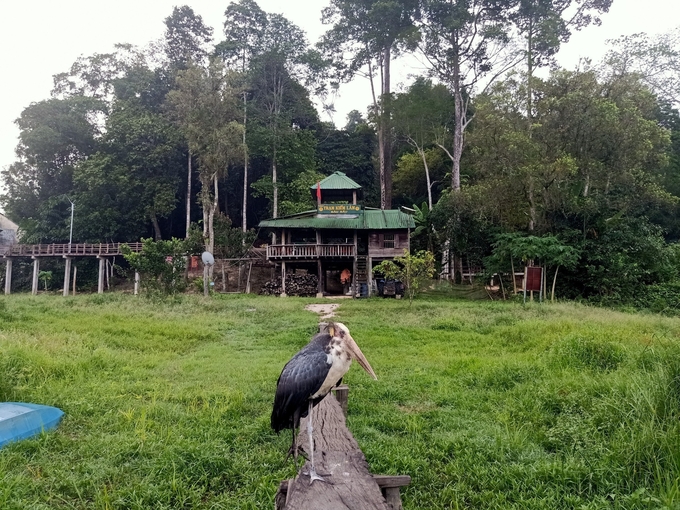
[163,5,213,71]
[248,13,316,219]
[602,28,680,108]
[167,60,244,252]
[219,0,268,232]
[321,0,420,209]
[420,0,518,192]
[163,5,214,238]
[510,0,613,125]
[392,77,455,209]
[1,96,105,242]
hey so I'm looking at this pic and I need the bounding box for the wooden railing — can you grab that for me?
[267,244,355,259]
[3,242,143,257]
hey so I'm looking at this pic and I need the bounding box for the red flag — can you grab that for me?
[316,181,321,202]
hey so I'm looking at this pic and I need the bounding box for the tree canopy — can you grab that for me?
[2,4,680,307]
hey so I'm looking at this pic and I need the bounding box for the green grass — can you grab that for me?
[1,294,680,509]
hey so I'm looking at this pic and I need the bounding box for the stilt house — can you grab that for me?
[258,172,415,297]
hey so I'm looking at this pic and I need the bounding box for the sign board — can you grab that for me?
[525,266,543,292]
[317,204,362,215]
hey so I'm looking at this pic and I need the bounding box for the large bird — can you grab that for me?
[271,322,377,483]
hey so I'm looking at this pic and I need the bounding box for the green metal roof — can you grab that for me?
[258,209,415,230]
[310,172,362,190]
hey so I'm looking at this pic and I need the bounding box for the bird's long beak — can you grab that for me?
[346,336,377,380]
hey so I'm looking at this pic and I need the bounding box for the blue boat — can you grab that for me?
[0,402,64,448]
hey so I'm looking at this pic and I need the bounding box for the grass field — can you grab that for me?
[1,293,680,509]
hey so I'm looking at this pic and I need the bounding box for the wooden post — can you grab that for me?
[285,397,391,510]
[31,257,40,295]
[367,256,373,297]
[276,474,410,510]
[4,259,12,295]
[245,261,253,294]
[134,271,140,295]
[353,190,357,205]
[63,257,72,296]
[281,261,287,297]
[98,257,105,294]
[331,384,349,417]
[317,259,323,298]
[203,263,209,297]
[353,230,358,298]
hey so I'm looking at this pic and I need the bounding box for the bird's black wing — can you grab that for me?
[271,338,331,433]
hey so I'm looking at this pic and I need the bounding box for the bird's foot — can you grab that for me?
[285,445,307,463]
[303,467,332,485]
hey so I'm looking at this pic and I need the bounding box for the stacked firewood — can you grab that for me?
[260,274,319,297]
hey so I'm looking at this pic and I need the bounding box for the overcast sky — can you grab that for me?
[1,0,678,177]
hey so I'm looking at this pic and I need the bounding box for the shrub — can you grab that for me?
[122,238,187,296]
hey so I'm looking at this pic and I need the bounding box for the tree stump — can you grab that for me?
[278,395,390,510]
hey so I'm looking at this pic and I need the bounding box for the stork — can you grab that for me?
[271,322,377,484]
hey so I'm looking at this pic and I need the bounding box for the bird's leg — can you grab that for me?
[285,427,298,467]
[304,399,330,485]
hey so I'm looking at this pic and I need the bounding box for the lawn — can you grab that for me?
[1,293,680,509]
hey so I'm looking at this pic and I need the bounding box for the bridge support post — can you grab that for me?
[281,261,287,297]
[63,257,72,296]
[4,259,12,295]
[31,257,40,295]
[134,271,140,295]
[97,257,105,294]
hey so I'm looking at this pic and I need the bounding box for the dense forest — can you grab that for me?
[2,0,680,307]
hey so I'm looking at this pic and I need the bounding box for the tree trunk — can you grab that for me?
[382,45,392,209]
[551,265,560,302]
[378,126,387,210]
[511,256,517,294]
[186,151,192,238]
[528,180,536,231]
[209,173,219,254]
[151,212,162,241]
[527,17,534,132]
[273,151,278,218]
[419,148,433,210]
[451,56,463,192]
[242,91,248,233]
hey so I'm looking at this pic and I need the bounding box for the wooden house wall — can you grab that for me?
[368,230,409,259]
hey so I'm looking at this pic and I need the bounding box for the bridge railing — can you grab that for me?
[3,242,144,257]
[267,244,355,260]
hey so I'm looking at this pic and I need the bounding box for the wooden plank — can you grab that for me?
[283,396,390,510]
[276,474,409,510]
[372,475,411,489]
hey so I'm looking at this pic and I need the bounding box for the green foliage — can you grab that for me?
[252,168,325,217]
[38,271,52,291]
[121,238,187,296]
[580,217,677,301]
[410,202,437,253]
[374,250,436,304]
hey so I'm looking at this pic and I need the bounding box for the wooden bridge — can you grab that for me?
[2,243,143,296]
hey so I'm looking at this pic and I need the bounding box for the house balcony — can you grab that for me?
[266,244,355,260]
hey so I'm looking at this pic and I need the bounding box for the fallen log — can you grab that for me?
[275,395,409,510]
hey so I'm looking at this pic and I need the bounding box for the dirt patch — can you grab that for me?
[304,303,340,320]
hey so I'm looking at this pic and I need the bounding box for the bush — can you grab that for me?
[122,238,187,296]
[374,250,436,305]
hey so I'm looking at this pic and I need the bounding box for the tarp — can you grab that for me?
[0,402,64,448]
